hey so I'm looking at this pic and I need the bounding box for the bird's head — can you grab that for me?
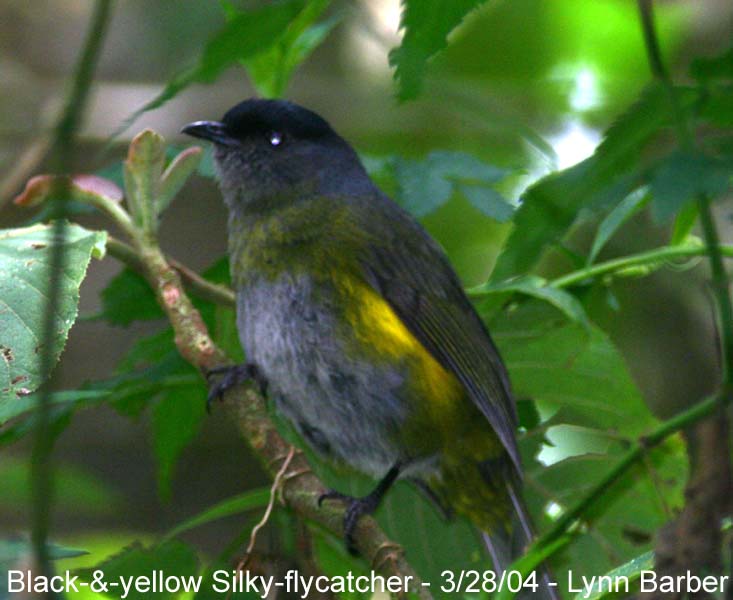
[182,98,372,213]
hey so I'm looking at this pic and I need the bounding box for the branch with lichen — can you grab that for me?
[13,129,431,599]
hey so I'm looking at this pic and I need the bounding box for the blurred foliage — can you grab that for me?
[1,0,733,598]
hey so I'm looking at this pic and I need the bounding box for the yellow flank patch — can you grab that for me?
[339,276,464,420]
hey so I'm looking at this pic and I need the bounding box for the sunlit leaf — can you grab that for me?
[238,0,340,98]
[491,84,695,281]
[78,541,199,600]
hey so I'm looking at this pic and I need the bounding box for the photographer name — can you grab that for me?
[568,570,729,597]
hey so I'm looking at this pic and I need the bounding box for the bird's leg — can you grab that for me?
[318,463,401,555]
[205,363,268,412]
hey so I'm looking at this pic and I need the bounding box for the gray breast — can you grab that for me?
[236,273,413,477]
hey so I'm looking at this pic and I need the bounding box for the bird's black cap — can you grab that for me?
[181,98,335,144]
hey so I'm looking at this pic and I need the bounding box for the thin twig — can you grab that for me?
[105,236,235,306]
[239,445,296,569]
[29,0,114,584]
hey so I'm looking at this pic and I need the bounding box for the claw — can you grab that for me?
[316,463,401,555]
[205,363,267,412]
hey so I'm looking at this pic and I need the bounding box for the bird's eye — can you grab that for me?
[268,131,284,147]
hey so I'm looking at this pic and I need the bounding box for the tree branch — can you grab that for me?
[123,233,430,597]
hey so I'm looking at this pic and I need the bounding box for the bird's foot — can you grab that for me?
[205,363,267,413]
[317,463,401,555]
[318,489,383,555]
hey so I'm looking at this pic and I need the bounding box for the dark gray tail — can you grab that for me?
[482,480,560,600]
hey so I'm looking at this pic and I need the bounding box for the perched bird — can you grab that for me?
[182,99,547,582]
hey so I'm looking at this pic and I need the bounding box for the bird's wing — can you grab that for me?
[354,196,521,471]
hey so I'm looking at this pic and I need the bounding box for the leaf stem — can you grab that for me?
[548,243,733,289]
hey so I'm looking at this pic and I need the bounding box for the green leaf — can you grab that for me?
[0,223,106,404]
[239,0,339,98]
[670,202,698,244]
[99,268,164,326]
[395,151,512,218]
[489,301,687,592]
[78,541,199,600]
[121,0,306,126]
[574,550,653,600]
[152,384,207,501]
[650,150,731,222]
[473,275,590,329]
[389,0,489,100]
[164,488,270,540]
[124,129,166,234]
[491,84,691,281]
[588,188,649,264]
[158,146,203,213]
[459,184,515,222]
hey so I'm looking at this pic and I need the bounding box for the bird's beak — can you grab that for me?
[181,120,235,146]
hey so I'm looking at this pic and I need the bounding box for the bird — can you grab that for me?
[182,98,551,588]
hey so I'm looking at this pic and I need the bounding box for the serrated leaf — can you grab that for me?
[588,188,649,264]
[389,0,489,101]
[152,385,207,501]
[78,541,199,600]
[650,150,731,222]
[489,301,687,591]
[100,268,164,326]
[0,223,107,404]
[491,84,693,282]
